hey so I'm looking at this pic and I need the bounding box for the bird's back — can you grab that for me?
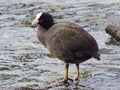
[45,22,100,63]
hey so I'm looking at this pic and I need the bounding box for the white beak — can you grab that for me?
[32,19,39,25]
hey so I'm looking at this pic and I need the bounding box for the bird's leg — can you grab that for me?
[63,63,69,83]
[75,63,79,81]
[63,63,73,84]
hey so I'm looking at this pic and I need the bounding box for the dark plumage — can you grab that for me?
[32,12,100,84]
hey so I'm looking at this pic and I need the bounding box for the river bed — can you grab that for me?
[0,0,120,90]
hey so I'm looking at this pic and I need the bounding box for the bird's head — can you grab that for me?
[32,12,54,30]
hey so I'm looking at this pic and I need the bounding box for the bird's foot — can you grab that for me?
[63,78,73,84]
[74,77,79,81]
[59,78,73,86]
[74,78,80,85]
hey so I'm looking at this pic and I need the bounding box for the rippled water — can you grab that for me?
[0,0,120,90]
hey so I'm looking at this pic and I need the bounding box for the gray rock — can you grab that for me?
[106,25,120,42]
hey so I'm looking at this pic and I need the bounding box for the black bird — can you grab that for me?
[32,12,100,84]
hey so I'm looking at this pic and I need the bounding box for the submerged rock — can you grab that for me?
[0,87,34,90]
[106,25,120,42]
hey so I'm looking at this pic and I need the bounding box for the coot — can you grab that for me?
[32,12,100,84]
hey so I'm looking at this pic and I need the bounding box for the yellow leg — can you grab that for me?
[75,64,79,80]
[63,63,73,84]
[64,63,69,81]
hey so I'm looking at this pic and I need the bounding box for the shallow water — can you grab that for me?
[0,0,120,90]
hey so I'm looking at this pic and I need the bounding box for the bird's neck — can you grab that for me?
[37,25,47,46]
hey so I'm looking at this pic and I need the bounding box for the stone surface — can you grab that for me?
[106,25,120,42]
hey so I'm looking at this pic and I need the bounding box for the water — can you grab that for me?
[0,0,120,90]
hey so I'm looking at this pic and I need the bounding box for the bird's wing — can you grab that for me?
[48,22,98,52]
[45,22,98,61]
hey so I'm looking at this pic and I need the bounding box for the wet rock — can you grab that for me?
[0,67,9,71]
[15,87,35,90]
[0,87,34,90]
[106,25,120,42]
[7,3,26,9]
